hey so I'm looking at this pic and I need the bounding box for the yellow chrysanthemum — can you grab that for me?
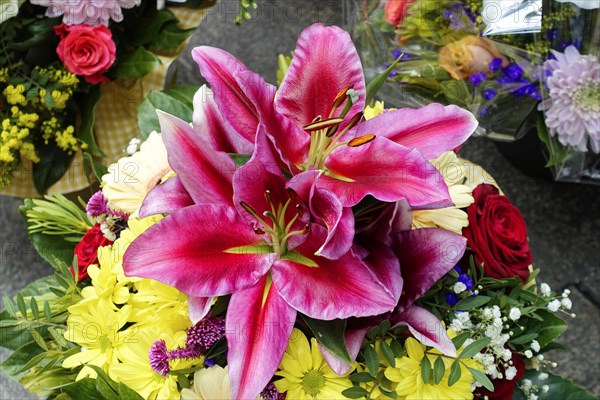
[78,245,130,307]
[62,298,132,380]
[101,132,172,216]
[110,328,192,400]
[363,101,389,120]
[275,329,353,399]
[412,151,474,233]
[385,334,482,400]
[129,278,190,332]
[110,215,164,284]
[181,365,231,400]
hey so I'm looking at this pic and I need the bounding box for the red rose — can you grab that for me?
[476,352,525,400]
[384,0,417,26]
[462,184,533,282]
[55,23,116,84]
[72,224,112,281]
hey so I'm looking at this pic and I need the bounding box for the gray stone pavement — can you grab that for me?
[1,0,599,398]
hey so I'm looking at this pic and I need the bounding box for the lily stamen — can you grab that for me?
[348,134,376,147]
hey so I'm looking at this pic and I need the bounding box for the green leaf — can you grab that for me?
[204,338,227,359]
[379,386,398,399]
[349,372,375,383]
[302,315,351,364]
[433,356,445,384]
[513,370,596,400]
[454,295,491,311]
[32,141,75,195]
[342,386,369,399]
[380,340,396,367]
[79,85,104,157]
[390,339,404,358]
[537,114,571,167]
[525,309,567,348]
[57,378,102,400]
[16,293,27,319]
[163,85,198,107]
[366,54,403,105]
[2,296,17,317]
[229,153,252,168]
[29,329,48,351]
[30,297,39,320]
[0,342,45,380]
[468,367,494,391]
[149,21,195,50]
[459,338,490,359]
[363,344,379,377]
[420,355,431,384]
[130,9,178,46]
[510,332,539,345]
[451,331,470,349]
[137,90,193,138]
[447,359,462,386]
[113,47,161,80]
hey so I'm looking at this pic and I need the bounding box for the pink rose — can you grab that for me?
[55,23,116,84]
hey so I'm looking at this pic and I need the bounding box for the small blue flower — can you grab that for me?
[446,292,459,306]
[483,88,497,100]
[469,72,487,87]
[488,58,503,72]
[458,273,473,291]
[204,358,216,367]
[503,63,524,80]
[480,107,489,116]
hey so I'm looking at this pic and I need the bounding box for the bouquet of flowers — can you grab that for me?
[0,0,257,197]
[346,0,599,183]
[2,23,595,399]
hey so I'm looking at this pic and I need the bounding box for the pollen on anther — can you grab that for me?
[348,134,376,147]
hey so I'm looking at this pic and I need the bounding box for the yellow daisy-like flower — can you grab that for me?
[101,132,172,216]
[181,365,231,400]
[62,298,132,380]
[385,334,482,400]
[363,101,389,120]
[412,151,474,233]
[78,246,130,307]
[275,328,353,399]
[129,278,190,332]
[110,328,192,400]
[110,215,163,284]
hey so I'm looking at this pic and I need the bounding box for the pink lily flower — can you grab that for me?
[192,23,478,210]
[124,117,398,399]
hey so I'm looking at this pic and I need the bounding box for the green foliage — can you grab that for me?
[301,315,351,364]
[365,55,403,105]
[536,113,572,167]
[514,370,596,400]
[113,47,161,80]
[32,141,75,195]
[137,90,194,138]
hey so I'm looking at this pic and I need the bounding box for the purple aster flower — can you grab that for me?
[469,72,487,87]
[488,58,503,72]
[204,358,217,367]
[480,107,489,116]
[30,0,142,26]
[149,340,170,377]
[260,383,286,400]
[86,191,109,218]
[541,46,600,153]
[186,317,226,353]
[483,88,497,100]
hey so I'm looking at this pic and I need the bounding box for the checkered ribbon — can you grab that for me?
[2,7,208,198]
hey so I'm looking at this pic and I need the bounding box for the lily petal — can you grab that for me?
[192,46,264,143]
[188,295,214,324]
[123,204,273,297]
[158,111,235,206]
[356,104,477,159]
[357,240,403,304]
[392,228,466,312]
[193,85,254,154]
[391,305,457,357]
[276,23,366,128]
[226,276,296,400]
[320,137,451,208]
[311,188,355,259]
[236,70,309,169]
[139,177,193,218]
[271,225,396,320]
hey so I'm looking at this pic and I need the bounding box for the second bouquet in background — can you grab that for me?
[346,0,599,184]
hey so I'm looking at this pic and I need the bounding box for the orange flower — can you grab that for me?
[438,35,508,80]
[385,0,416,26]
